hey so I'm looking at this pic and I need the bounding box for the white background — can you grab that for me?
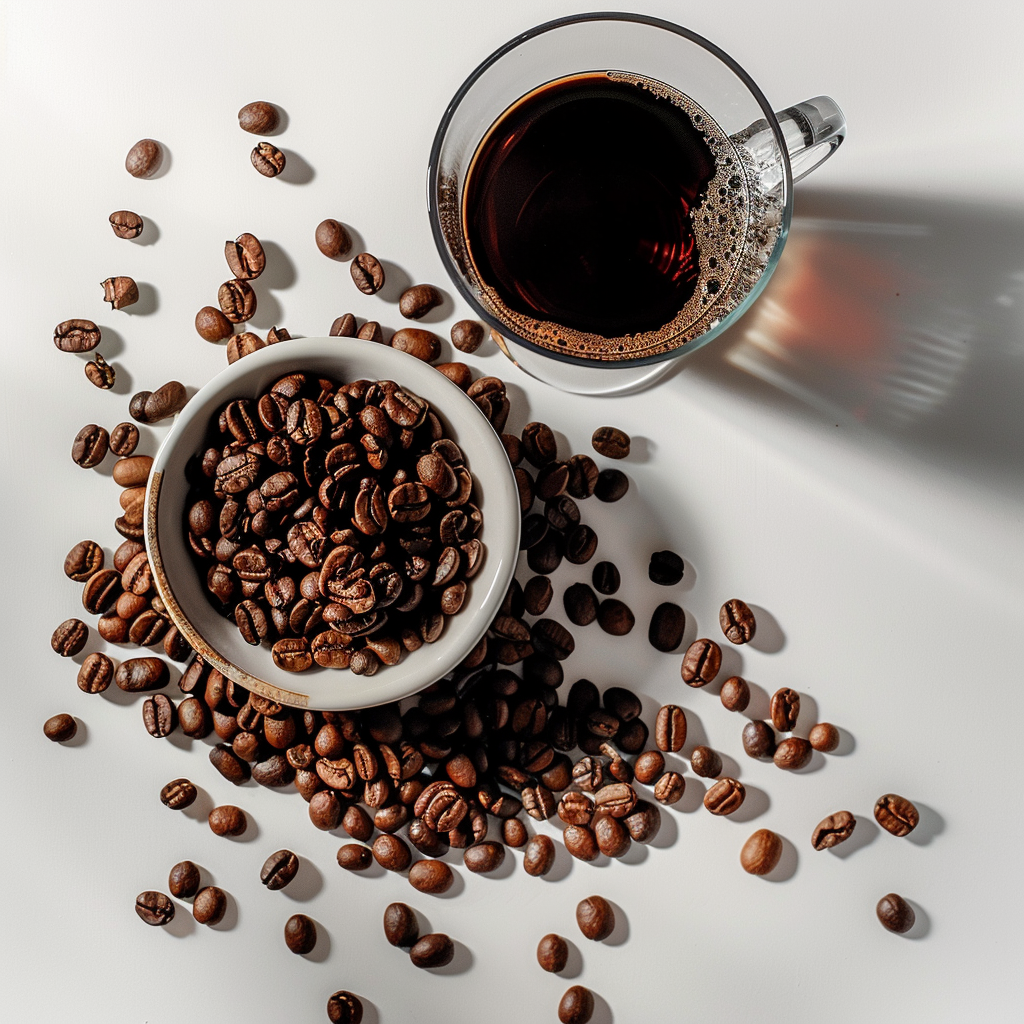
[3,1,1023,1021]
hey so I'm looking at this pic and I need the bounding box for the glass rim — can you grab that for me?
[426,11,794,369]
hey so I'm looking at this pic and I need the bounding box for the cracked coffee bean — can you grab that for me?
[54,319,100,353]
[85,353,115,389]
[225,232,266,279]
[238,100,279,134]
[873,794,919,837]
[109,422,140,457]
[125,139,162,178]
[160,778,196,809]
[770,687,800,732]
[109,210,143,238]
[218,279,256,323]
[704,778,745,815]
[101,276,139,309]
[251,142,286,176]
[876,893,916,933]
[720,597,756,643]
[261,849,300,889]
[51,618,88,656]
[351,252,385,294]
[591,426,630,459]
[64,540,103,581]
[811,811,856,850]
[135,890,174,925]
[653,771,685,805]
[77,652,114,693]
[681,638,721,686]
[327,992,364,1024]
[72,424,108,468]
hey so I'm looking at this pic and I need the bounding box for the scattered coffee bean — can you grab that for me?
[522,575,552,616]
[563,824,599,861]
[72,424,109,468]
[373,833,412,872]
[193,886,227,925]
[681,638,721,686]
[210,744,251,784]
[43,713,77,742]
[209,804,247,837]
[691,745,722,778]
[354,320,382,343]
[109,422,140,457]
[125,139,162,178]
[524,834,556,876]
[742,720,776,758]
[64,540,104,581]
[408,858,454,894]
[876,893,916,933]
[225,331,266,363]
[648,549,684,585]
[261,849,300,890]
[109,210,143,238]
[576,895,614,940]
[384,902,419,947]
[633,750,665,785]
[196,305,234,341]
[135,890,174,925]
[704,778,745,815]
[720,598,756,643]
[624,800,662,843]
[740,829,783,875]
[558,985,594,1024]
[77,652,114,693]
[51,618,88,657]
[503,817,528,847]
[410,932,455,969]
[653,771,685,805]
[654,705,686,752]
[811,811,856,850]
[563,582,598,626]
[101,275,139,310]
[770,688,800,732]
[531,618,575,660]
[436,362,471,388]
[160,778,196,809]
[82,568,121,614]
[594,468,628,502]
[54,318,101,353]
[873,794,919,837]
[337,844,372,871]
[537,933,569,973]
[115,657,168,692]
[597,598,633,636]
[591,426,630,459]
[316,219,352,258]
[809,722,840,752]
[590,561,619,595]
[330,313,358,337]
[251,142,286,176]
[390,327,440,362]
[451,319,485,353]
[238,101,279,134]
[464,841,505,874]
[720,676,750,712]
[648,602,685,652]
[351,252,385,294]
[285,913,317,954]
[85,354,115,389]
[218,279,256,323]
[399,284,442,320]
[168,860,201,899]
[327,991,364,1024]
[773,737,812,770]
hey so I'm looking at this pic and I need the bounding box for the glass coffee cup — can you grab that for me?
[428,12,845,395]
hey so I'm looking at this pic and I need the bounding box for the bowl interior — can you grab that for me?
[145,338,520,711]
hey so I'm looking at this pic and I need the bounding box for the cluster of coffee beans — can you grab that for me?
[184,371,485,674]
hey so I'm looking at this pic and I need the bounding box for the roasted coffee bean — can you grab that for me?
[571,755,604,792]
[399,284,442,320]
[522,834,556,877]
[594,467,628,502]
[690,745,722,779]
[109,209,143,238]
[285,913,317,954]
[436,361,472,388]
[704,778,745,815]
[51,618,88,657]
[741,829,783,875]
[109,422,140,457]
[196,305,234,342]
[135,891,174,926]
[623,800,662,843]
[562,582,598,626]
[337,844,372,871]
[160,778,197,810]
[522,575,552,616]
[328,313,357,337]
[101,276,139,309]
[681,638,721,686]
[877,893,916,933]
[238,100,279,134]
[558,986,594,1024]
[594,815,630,858]
[451,319,485,353]
[527,531,563,574]
[142,693,177,737]
[168,860,201,899]
[391,328,440,363]
[85,354,115,389]
[770,688,801,732]
[133,380,187,422]
[576,895,614,940]
[76,652,114,694]
[54,318,101,353]
[720,598,756,644]
[773,737,812,770]
[557,791,594,827]
[125,138,162,177]
[591,562,621,600]
[874,794,919,837]
[564,524,597,564]
[591,426,630,459]
[272,637,313,672]
[410,933,455,969]
[383,902,420,947]
[521,422,557,468]
[192,886,227,925]
[596,598,633,636]
[633,750,665,785]
[372,833,412,872]
[809,722,840,752]
[218,279,256,323]
[654,705,686,752]
[224,232,266,279]
[742,720,776,759]
[811,811,857,850]
[316,219,352,259]
[409,859,454,894]
[351,252,385,294]
[594,782,638,818]
[178,697,211,738]
[72,424,108,468]
[537,933,569,973]
[225,331,267,363]
[648,549,684,585]
[375,804,409,834]
[531,618,574,660]
[114,539,145,572]
[563,824,599,861]
[261,849,300,890]
[356,320,383,343]
[251,141,286,176]
[648,602,685,652]
[464,841,505,874]
[43,713,77,742]
[327,989,365,1024]
[209,804,247,837]
[210,744,251,784]
[720,676,750,713]
[64,540,104,581]
[653,771,685,805]
[601,687,639,723]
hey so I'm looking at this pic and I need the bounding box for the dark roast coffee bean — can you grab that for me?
[51,618,88,657]
[77,652,114,694]
[115,657,169,692]
[809,722,840,752]
[160,778,196,809]
[238,100,279,134]
[384,902,419,947]
[741,829,783,875]
[653,771,685,805]
[43,713,77,742]
[327,992,364,1024]
[101,276,139,309]
[523,574,553,615]
[351,252,385,294]
[261,849,300,889]
[330,313,358,337]
[316,219,352,259]
[691,745,722,778]
[409,859,454,894]
[874,794,919,837]
[565,454,598,499]
[576,895,614,940]
[143,694,177,738]
[391,328,440,362]
[537,933,569,973]
[770,688,800,732]
[648,549,684,585]
[85,354,115,389]
[218,279,256,323]
[773,737,812,770]
[531,618,575,660]
[109,209,143,238]
[251,142,286,176]
[135,891,174,925]
[54,318,101,353]
[451,319,485,353]
[168,860,201,899]
[594,468,628,502]
[209,804,247,837]
[876,893,916,933]
[704,778,745,815]
[464,841,505,874]
[356,320,383,342]
[72,424,109,468]
[624,800,662,843]
[654,705,686,752]
[681,638,721,686]
[109,422,140,457]
[521,422,558,468]
[337,844,372,871]
[399,284,442,320]
[373,833,412,872]
[591,426,630,459]
[602,686,641,722]
[558,986,594,1024]
[597,599,633,636]
[742,720,776,759]
[284,913,317,954]
[527,531,563,573]
[720,598,756,643]
[720,676,750,712]
[125,138,162,177]
[192,886,227,925]
[649,602,685,652]
[811,811,857,850]
[591,560,619,595]
[410,933,455,969]
[225,232,266,279]
[195,305,233,341]
[523,834,556,876]
[563,582,598,626]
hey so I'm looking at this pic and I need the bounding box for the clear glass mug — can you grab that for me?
[427,12,846,395]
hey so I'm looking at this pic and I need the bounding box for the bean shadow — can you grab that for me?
[433,866,466,899]
[763,835,798,882]
[110,361,134,395]
[376,261,414,305]
[340,225,367,263]
[743,681,771,721]
[542,846,574,882]
[250,290,284,332]
[602,900,629,946]
[625,436,654,464]
[902,899,932,940]
[223,815,259,843]
[796,693,819,739]
[833,727,856,755]
[125,216,160,246]
[126,283,159,316]
[716,645,745,688]
[619,842,648,866]
[164,905,195,937]
[92,325,126,358]
[717,752,743,781]
[278,150,315,185]
[677,774,706,814]
[748,605,786,654]
[166,729,194,754]
[181,786,215,824]
[208,889,239,932]
[302,919,331,963]
[413,286,456,326]
[829,815,877,860]
[648,806,678,849]
[559,937,584,979]
[284,857,324,902]
[358,999,380,1024]
[501,380,533,435]
[64,718,89,748]
[792,749,827,775]
[727,783,770,824]
[906,801,944,847]
[590,991,614,1024]
[258,240,298,291]
[432,939,473,976]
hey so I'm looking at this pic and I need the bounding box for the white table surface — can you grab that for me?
[3,1,1023,1021]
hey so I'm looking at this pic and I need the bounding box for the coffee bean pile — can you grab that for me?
[184,371,485,675]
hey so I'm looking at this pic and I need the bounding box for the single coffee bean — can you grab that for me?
[178,697,211,738]
[356,320,383,343]
[109,422,140,457]
[603,687,641,723]
[562,582,598,626]
[109,209,143,238]
[451,319,485,353]
[773,737,812,770]
[595,815,631,857]
[337,844,372,871]
[503,817,528,847]
[101,276,139,309]
[576,895,614,940]
[809,722,840,752]
[571,755,604,792]
[720,598,756,643]
[77,652,114,694]
[225,331,267,363]
[648,549,684,585]
[720,676,750,712]
[85,354,115,389]
[43,713,77,742]
[115,657,169,692]
[192,886,227,925]
[655,705,686,752]
[410,932,455,969]
[633,750,665,785]
[168,860,201,899]
[521,422,558,468]
[648,602,685,652]
[537,933,569,973]
[285,913,317,954]
[565,454,598,499]
[811,811,857,851]
[142,693,177,738]
[261,849,300,890]
[196,305,234,341]
[704,778,746,815]
[315,218,352,259]
[135,891,174,925]
[409,858,454,894]
[741,829,783,875]
[54,318,101,353]
[691,745,722,778]
[558,986,595,1024]
[597,599,634,636]
[373,833,412,872]
[531,618,575,660]
[327,991,364,1024]
[742,720,776,758]
[681,638,722,686]
[623,800,662,843]
[351,252,385,294]
[384,902,420,946]
[329,313,357,337]
[565,524,598,564]
[399,284,442,320]
[874,794,919,837]
[464,841,505,874]
[225,232,266,278]
[72,424,109,468]
[391,327,440,362]
[64,540,104,581]
[653,771,686,805]
[218,279,256,323]
[160,778,197,810]
[210,743,251,784]
[770,687,801,732]
[563,824,599,861]
[125,139,162,178]
[51,618,88,657]
[82,568,121,614]
[251,141,286,176]
[594,468,628,502]
[436,361,472,388]
[522,575,553,616]
[113,539,145,572]
[591,560,620,595]
[238,100,279,134]
[591,426,630,459]
[209,804,247,837]
[594,782,638,819]
[524,834,556,876]
[876,893,916,933]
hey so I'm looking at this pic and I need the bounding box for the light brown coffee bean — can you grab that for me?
[399,285,442,320]
[85,354,115,389]
[740,828,783,875]
[811,811,857,850]
[109,422,140,457]
[623,800,661,843]
[109,210,143,238]
[72,424,108,468]
[576,895,614,940]
[77,652,114,693]
[316,219,352,259]
[773,736,812,770]
[537,933,568,973]
[372,833,412,872]
[51,618,88,657]
[654,705,686,752]
[653,771,685,805]
[125,138,162,178]
[196,305,234,341]
[160,778,197,810]
[101,276,139,309]
[464,841,505,874]
[54,318,101,353]
[873,794,919,837]
[193,886,227,925]
[809,722,840,752]
[409,859,454,894]
[633,750,665,785]
[209,804,247,837]
[594,815,630,858]
[770,687,800,732]
[681,638,721,686]
[703,778,745,815]
[238,101,279,134]
[720,676,750,712]
[390,328,440,363]
[451,319,485,353]
[524,834,556,876]
[64,540,104,581]
[877,893,916,933]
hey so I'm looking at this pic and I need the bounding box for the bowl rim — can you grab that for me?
[144,338,520,711]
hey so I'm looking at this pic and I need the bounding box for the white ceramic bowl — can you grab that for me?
[144,338,520,711]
